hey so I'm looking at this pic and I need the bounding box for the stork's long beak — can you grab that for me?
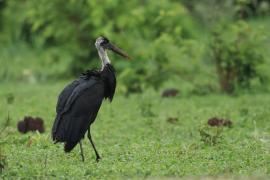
[106,43,131,60]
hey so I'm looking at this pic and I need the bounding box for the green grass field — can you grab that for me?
[1,2,270,179]
[0,82,269,179]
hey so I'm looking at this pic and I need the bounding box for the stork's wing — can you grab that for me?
[52,77,105,151]
[56,79,82,113]
[59,79,97,115]
[52,79,82,135]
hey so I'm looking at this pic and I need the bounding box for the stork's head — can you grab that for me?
[95,36,130,60]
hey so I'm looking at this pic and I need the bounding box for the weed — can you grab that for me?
[199,125,224,145]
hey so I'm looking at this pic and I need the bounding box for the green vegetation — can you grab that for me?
[0,0,270,179]
[0,83,270,179]
[211,21,267,93]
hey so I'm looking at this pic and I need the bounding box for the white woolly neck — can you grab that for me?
[97,47,111,71]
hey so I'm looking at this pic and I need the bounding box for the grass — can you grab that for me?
[0,15,269,180]
[0,82,269,179]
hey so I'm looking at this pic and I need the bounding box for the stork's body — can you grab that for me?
[52,37,130,162]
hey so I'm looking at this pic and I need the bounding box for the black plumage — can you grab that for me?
[52,64,116,152]
[51,36,130,162]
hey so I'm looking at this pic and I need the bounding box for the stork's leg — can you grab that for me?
[87,128,101,162]
[79,141,85,162]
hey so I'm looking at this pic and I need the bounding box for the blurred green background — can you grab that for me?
[1,0,270,179]
[1,0,269,95]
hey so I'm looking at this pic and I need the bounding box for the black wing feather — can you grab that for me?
[61,80,96,115]
[52,78,104,146]
[56,79,81,113]
[52,79,81,137]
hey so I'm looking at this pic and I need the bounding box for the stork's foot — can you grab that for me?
[81,154,84,162]
[96,156,101,163]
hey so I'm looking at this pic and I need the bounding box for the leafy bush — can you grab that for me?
[211,21,266,93]
[1,0,202,93]
[235,0,270,18]
[2,0,269,95]
[182,0,235,27]
[181,0,269,27]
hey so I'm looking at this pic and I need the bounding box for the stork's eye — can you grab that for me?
[100,37,109,46]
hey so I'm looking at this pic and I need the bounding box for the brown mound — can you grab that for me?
[208,117,232,127]
[17,116,45,133]
[162,89,179,97]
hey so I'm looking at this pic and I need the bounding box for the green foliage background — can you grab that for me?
[0,0,270,179]
[1,0,269,94]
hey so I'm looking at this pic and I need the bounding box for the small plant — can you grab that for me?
[0,93,14,135]
[6,93,14,105]
[140,101,156,118]
[0,149,6,174]
[199,125,224,145]
[0,113,11,136]
[211,21,266,93]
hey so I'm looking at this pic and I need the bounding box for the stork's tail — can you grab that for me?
[64,141,78,152]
